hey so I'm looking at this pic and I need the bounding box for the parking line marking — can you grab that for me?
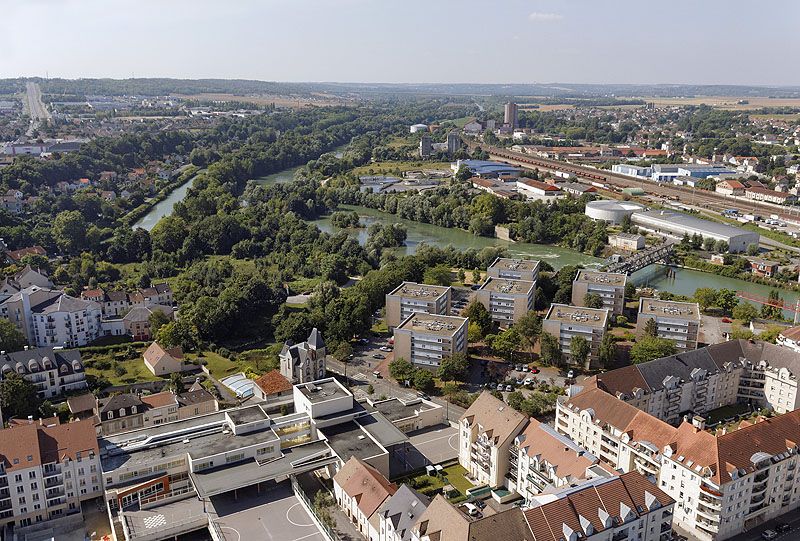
[289,532,325,541]
[413,432,457,446]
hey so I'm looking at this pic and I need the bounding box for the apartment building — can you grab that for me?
[475,277,535,326]
[385,282,451,328]
[524,473,675,541]
[458,391,527,488]
[543,304,609,368]
[510,418,611,502]
[571,270,628,316]
[636,298,700,351]
[486,257,540,283]
[0,347,87,399]
[0,286,103,347]
[95,392,180,435]
[393,313,468,370]
[81,283,174,318]
[556,341,800,540]
[0,418,102,533]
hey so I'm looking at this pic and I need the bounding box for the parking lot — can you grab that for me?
[212,483,326,541]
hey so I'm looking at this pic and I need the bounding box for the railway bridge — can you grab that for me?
[604,243,674,275]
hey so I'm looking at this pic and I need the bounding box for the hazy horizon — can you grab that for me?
[2,0,798,86]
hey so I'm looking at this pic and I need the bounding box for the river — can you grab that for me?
[133,176,196,231]
[134,145,348,229]
[312,204,800,316]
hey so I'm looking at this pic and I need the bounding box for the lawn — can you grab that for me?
[704,402,754,424]
[82,345,162,386]
[189,348,279,380]
[400,462,474,500]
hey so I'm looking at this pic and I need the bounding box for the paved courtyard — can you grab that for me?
[407,424,459,465]
[212,483,326,541]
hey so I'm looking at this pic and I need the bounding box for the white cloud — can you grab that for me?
[528,11,563,22]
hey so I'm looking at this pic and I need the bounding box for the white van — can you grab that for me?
[463,502,480,516]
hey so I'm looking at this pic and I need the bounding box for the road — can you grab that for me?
[726,511,799,541]
[24,81,50,137]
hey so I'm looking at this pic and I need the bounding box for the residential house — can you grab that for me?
[777,326,800,353]
[143,342,185,376]
[280,328,327,384]
[334,457,398,541]
[715,179,746,196]
[377,485,430,541]
[410,495,532,541]
[95,391,180,435]
[253,369,294,401]
[458,391,527,488]
[176,380,219,420]
[4,246,46,265]
[749,258,779,278]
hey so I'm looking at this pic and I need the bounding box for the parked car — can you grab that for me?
[505,385,513,392]
[496,384,505,391]
[515,379,524,385]
[464,503,481,517]
[474,499,486,509]
[372,371,382,379]
[360,338,369,344]
[531,367,540,374]
[524,378,534,386]
[776,523,791,533]
[567,369,575,379]
[522,366,530,372]
[416,391,430,400]
[762,530,778,540]
[379,346,392,352]
[372,353,385,359]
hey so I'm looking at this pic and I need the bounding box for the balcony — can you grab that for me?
[0,501,11,512]
[47,496,66,507]
[695,505,720,523]
[44,476,63,489]
[696,519,719,534]
[699,495,721,510]
[43,464,62,477]
[46,486,65,499]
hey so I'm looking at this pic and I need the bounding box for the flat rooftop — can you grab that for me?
[574,270,627,286]
[479,277,535,295]
[101,420,279,473]
[545,304,608,328]
[321,420,386,462]
[296,379,351,403]
[632,209,756,239]
[488,257,540,273]
[610,233,644,240]
[639,298,700,320]
[228,405,269,425]
[396,312,467,336]
[389,282,450,299]
[364,398,437,423]
[190,439,336,498]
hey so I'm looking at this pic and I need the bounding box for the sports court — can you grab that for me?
[212,482,326,541]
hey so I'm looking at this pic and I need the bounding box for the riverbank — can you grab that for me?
[126,166,200,230]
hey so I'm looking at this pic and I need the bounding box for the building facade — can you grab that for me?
[458,391,527,488]
[280,328,326,384]
[475,277,535,327]
[0,347,86,399]
[636,298,700,351]
[392,313,468,370]
[571,270,627,316]
[543,304,609,368]
[385,282,452,329]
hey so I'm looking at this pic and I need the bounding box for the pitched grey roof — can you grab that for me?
[307,327,325,349]
[377,485,430,541]
[636,347,721,391]
[0,347,83,376]
[98,393,145,413]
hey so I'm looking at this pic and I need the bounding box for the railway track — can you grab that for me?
[468,141,800,223]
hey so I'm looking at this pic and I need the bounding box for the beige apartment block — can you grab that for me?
[393,313,468,370]
[486,257,540,283]
[385,282,451,328]
[636,297,700,351]
[476,277,535,327]
[571,270,628,316]
[543,304,609,368]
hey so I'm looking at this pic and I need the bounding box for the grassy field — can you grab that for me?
[750,113,800,121]
[189,348,280,380]
[400,462,474,500]
[641,96,800,110]
[352,160,451,176]
[175,93,343,107]
[82,344,161,386]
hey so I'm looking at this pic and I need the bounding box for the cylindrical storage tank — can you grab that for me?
[585,200,644,224]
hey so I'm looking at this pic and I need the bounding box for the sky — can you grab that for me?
[1,0,798,86]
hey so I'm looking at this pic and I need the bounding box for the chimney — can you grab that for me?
[27,415,33,424]
[692,415,706,431]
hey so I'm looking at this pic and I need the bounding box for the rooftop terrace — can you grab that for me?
[545,304,608,328]
[479,277,535,295]
[397,313,467,337]
[389,282,450,299]
[639,297,700,320]
[296,378,351,404]
[574,270,627,286]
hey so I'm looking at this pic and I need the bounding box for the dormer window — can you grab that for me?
[131,406,137,414]
[107,411,113,419]
[119,409,125,417]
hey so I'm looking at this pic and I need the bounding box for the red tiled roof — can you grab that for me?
[254,369,293,396]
